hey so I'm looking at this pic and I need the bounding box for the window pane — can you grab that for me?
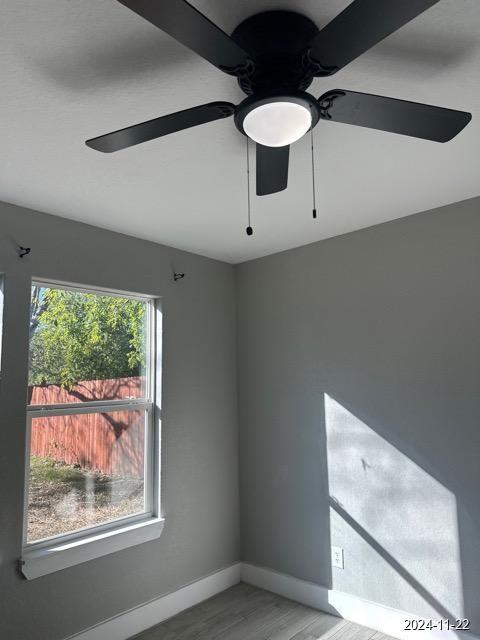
[27,409,146,543]
[28,285,149,404]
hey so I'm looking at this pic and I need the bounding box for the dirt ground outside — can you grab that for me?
[27,456,144,542]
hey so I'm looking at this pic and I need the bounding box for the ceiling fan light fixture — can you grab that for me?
[234,92,321,149]
[243,101,312,147]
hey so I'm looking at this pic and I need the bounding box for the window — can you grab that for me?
[22,282,162,579]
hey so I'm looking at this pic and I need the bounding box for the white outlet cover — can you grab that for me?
[331,545,344,569]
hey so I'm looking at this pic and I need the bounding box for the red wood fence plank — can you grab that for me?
[29,377,145,478]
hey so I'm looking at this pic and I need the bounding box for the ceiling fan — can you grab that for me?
[86,0,472,196]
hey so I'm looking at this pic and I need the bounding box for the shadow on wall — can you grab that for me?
[323,392,477,628]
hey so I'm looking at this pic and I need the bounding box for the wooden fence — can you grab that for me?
[29,377,145,478]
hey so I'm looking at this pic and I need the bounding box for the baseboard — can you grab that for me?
[66,561,478,640]
[241,563,479,640]
[66,563,241,640]
[241,562,336,616]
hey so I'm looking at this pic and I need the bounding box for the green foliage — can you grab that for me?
[29,288,146,387]
[30,456,86,485]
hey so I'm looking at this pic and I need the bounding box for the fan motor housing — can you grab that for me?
[231,11,319,95]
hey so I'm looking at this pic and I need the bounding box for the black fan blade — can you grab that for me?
[86,102,235,152]
[308,0,440,75]
[318,90,471,142]
[117,0,251,74]
[256,144,289,196]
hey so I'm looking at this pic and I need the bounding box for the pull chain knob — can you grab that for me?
[246,137,253,236]
[310,108,317,220]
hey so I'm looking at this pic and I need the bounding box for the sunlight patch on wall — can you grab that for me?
[324,394,463,620]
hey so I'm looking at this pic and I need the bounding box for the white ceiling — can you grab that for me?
[2,0,479,263]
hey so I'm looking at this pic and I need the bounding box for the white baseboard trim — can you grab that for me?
[242,562,336,616]
[66,562,479,640]
[241,563,479,640]
[66,563,241,640]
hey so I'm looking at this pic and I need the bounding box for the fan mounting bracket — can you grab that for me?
[303,48,339,77]
[318,90,346,119]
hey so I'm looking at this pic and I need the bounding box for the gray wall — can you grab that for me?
[2,194,480,639]
[237,197,480,632]
[0,201,239,640]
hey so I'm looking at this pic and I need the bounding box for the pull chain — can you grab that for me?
[246,137,253,235]
[310,113,317,219]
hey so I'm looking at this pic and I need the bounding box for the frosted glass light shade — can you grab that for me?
[243,101,312,147]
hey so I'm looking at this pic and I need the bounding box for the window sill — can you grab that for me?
[21,516,165,580]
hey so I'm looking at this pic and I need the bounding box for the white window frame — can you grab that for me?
[21,280,164,580]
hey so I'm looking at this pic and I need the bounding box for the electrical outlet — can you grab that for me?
[331,545,344,569]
